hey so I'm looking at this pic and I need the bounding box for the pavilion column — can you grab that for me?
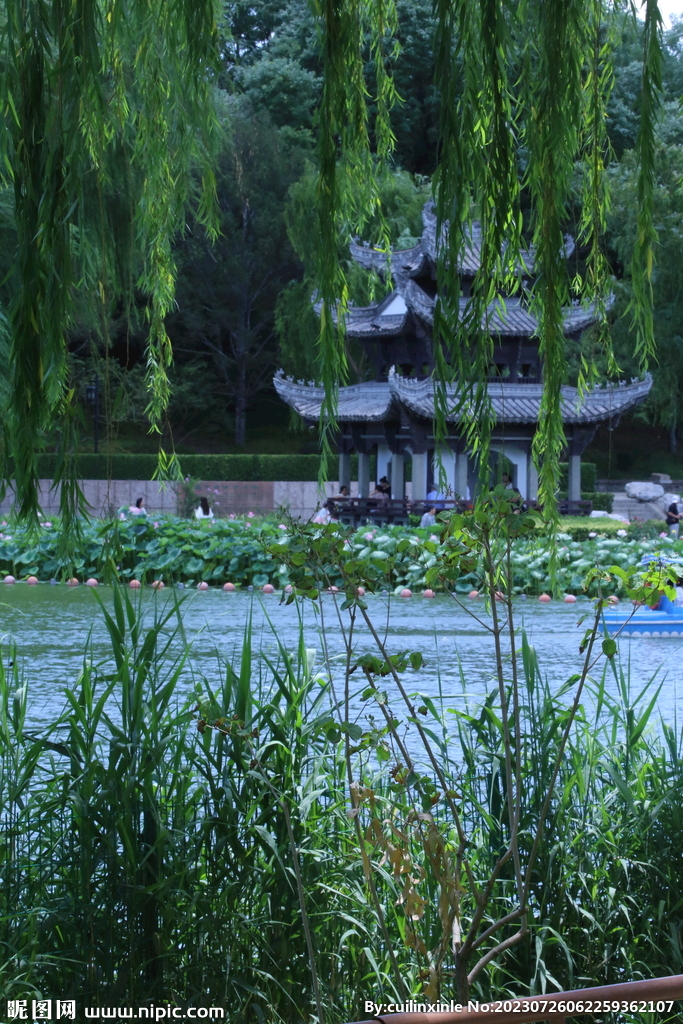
[527,457,539,502]
[412,452,428,502]
[568,447,582,501]
[357,452,370,497]
[376,443,391,484]
[434,447,457,496]
[455,449,469,499]
[391,452,405,499]
[338,452,351,493]
[503,448,528,499]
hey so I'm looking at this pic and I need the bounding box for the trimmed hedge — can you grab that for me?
[558,461,597,491]
[35,453,335,482]
[30,453,598,490]
[557,490,613,512]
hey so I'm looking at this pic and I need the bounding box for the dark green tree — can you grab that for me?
[608,139,683,453]
[168,96,309,446]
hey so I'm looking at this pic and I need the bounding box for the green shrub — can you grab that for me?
[558,461,597,491]
[588,490,613,512]
[557,490,613,512]
[627,519,667,540]
[35,452,335,481]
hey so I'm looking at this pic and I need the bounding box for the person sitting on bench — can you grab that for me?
[420,506,437,529]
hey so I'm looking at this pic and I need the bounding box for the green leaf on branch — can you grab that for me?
[602,638,617,659]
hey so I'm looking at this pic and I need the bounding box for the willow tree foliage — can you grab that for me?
[312,0,662,515]
[1,0,219,520]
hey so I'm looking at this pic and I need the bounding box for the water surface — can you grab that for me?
[0,585,680,734]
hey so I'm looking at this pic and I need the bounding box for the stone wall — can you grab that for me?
[0,479,375,522]
[0,480,178,518]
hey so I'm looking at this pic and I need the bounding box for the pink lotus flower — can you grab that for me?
[660,532,668,538]
[429,534,439,542]
[119,513,126,520]
[588,531,597,538]
[363,531,374,541]
[278,524,287,530]
[247,511,255,518]
[229,513,236,519]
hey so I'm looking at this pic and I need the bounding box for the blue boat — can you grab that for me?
[602,595,683,637]
[600,553,683,636]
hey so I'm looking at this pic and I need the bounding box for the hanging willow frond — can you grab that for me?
[577,0,619,390]
[1,0,219,522]
[517,0,589,563]
[312,0,398,469]
[311,0,661,521]
[629,0,663,367]
[433,0,521,479]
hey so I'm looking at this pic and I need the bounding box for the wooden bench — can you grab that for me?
[334,498,469,527]
[558,498,593,516]
[335,498,413,527]
[529,499,593,516]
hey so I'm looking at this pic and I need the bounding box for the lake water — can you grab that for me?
[1,585,681,741]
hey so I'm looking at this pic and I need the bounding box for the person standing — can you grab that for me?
[666,497,681,538]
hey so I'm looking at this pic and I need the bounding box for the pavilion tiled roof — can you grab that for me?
[273,368,653,427]
[327,282,608,340]
[273,373,397,423]
[350,202,578,282]
[392,370,653,425]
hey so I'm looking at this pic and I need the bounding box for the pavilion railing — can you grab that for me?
[344,973,683,1024]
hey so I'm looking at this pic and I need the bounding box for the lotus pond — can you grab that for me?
[0,512,680,594]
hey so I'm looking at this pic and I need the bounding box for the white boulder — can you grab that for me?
[590,510,629,523]
[625,481,665,502]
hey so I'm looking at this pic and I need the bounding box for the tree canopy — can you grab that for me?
[0,0,220,519]
[0,0,680,520]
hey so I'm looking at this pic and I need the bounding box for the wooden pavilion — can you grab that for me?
[275,202,652,501]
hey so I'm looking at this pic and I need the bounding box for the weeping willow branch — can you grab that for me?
[433,0,521,482]
[311,0,661,529]
[1,0,219,522]
[312,0,398,478]
[629,0,663,368]
[577,0,619,387]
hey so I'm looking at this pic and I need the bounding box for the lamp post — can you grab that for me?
[86,375,100,454]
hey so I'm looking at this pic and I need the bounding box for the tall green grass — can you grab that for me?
[0,588,682,1021]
